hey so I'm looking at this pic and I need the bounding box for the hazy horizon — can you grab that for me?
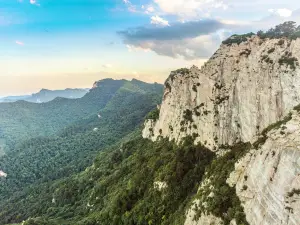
[0,76,165,97]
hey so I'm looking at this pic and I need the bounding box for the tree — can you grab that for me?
[273,21,297,36]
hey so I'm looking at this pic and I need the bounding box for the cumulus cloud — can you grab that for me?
[128,34,223,59]
[119,19,235,59]
[119,0,300,60]
[268,8,292,18]
[151,15,169,27]
[253,9,300,31]
[119,19,227,41]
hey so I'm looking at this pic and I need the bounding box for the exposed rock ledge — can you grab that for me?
[228,110,300,225]
[143,36,300,150]
[185,110,300,225]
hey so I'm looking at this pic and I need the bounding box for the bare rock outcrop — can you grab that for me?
[143,36,300,150]
[227,110,300,225]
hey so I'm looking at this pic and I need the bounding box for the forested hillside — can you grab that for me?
[0,79,162,151]
[0,136,215,225]
[0,79,163,224]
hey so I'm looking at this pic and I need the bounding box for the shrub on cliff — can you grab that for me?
[257,21,300,40]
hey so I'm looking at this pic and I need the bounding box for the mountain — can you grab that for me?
[0,79,163,224]
[0,95,30,103]
[1,22,300,225]
[0,79,162,151]
[0,88,89,103]
[25,88,89,103]
[143,24,300,224]
[143,36,300,148]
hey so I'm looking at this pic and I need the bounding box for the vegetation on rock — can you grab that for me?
[223,21,300,46]
[0,137,215,225]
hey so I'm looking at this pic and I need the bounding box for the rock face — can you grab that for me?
[143,36,300,149]
[142,35,300,224]
[227,110,300,225]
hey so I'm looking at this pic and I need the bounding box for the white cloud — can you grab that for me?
[126,45,151,53]
[145,6,155,14]
[153,0,228,18]
[268,8,292,18]
[15,41,24,46]
[30,0,40,6]
[119,19,231,59]
[151,15,169,26]
[120,0,300,61]
[125,34,222,60]
[123,0,138,13]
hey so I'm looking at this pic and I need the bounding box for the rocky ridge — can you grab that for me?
[143,34,300,225]
[143,36,300,150]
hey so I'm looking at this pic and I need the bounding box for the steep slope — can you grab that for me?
[143,36,300,149]
[185,106,300,225]
[228,108,300,225]
[0,135,215,225]
[0,79,162,151]
[141,23,300,225]
[0,79,163,198]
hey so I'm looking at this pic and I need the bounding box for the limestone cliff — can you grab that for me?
[143,36,300,150]
[143,34,300,225]
[186,108,300,225]
[227,109,300,225]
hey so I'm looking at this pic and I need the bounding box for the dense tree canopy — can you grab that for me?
[0,79,163,224]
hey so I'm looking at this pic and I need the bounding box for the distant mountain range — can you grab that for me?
[0,88,89,103]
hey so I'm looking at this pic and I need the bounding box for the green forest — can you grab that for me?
[0,79,164,224]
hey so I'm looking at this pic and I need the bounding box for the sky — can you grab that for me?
[0,0,300,96]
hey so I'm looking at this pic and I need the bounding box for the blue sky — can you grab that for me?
[0,0,300,95]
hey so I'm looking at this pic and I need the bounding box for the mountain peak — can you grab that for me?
[143,23,300,150]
